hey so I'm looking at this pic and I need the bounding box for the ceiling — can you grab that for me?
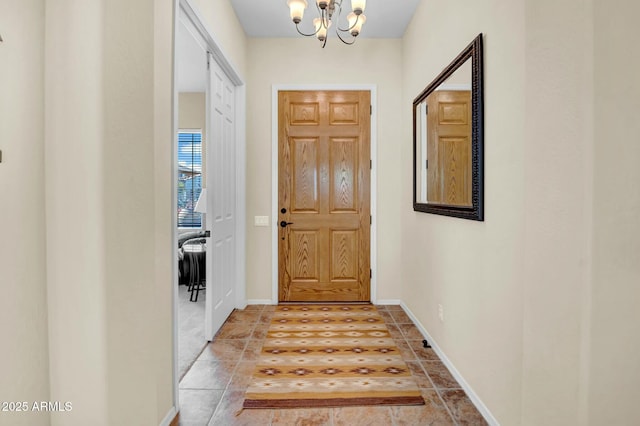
[229,0,420,38]
[177,0,421,92]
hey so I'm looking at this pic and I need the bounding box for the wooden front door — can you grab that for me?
[278,91,371,302]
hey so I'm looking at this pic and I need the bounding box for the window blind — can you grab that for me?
[177,132,203,228]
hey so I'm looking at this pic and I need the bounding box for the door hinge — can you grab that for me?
[370,105,372,115]
[370,159,372,169]
[206,52,210,70]
[370,215,372,225]
[425,159,428,169]
[370,269,372,278]
[425,104,428,115]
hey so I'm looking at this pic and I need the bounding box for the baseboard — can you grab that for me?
[247,299,275,305]
[400,302,500,426]
[159,406,178,426]
[375,299,402,305]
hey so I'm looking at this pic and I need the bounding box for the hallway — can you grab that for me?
[177,304,486,425]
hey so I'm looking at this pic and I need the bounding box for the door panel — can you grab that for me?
[292,138,320,212]
[278,91,370,302]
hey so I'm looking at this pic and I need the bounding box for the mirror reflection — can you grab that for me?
[412,34,483,221]
[415,59,472,206]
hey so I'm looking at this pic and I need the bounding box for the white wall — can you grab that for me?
[178,93,206,130]
[522,0,593,423]
[44,0,175,424]
[403,0,640,425]
[402,1,526,423]
[245,38,404,302]
[0,1,50,425]
[188,0,247,78]
[589,0,640,423]
[178,92,207,183]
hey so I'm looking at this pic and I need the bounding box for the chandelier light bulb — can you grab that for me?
[313,17,331,41]
[347,12,366,36]
[288,0,308,24]
[351,0,366,15]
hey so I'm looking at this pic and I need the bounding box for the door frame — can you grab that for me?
[172,0,246,413]
[271,84,378,304]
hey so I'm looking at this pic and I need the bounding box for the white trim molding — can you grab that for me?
[376,299,402,306]
[159,407,178,426]
[247,299,276,305]
[271,84,378,305]
[400,302,500,426]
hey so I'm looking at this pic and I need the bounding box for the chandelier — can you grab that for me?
[287,0,367,48]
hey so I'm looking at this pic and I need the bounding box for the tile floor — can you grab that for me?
[177,304,487,426]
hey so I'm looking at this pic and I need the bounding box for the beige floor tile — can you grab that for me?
[208,390,273,426]
[397,323,424,340]
[180,360,237,390]
[406,361,435,389]
[241,340,263,361]
[422,361,461,389]
[271,408,332,426]
[390,389,455,425]
[226,310,261,324]
[243,304,265,311]
[382,305,405,311]
[385,323,404,340]
[407,340,440,361]
[390,310,414,324]
[440,389,487,425]
[377,310,394,323]
[251,324,270,339]
[199,340,247,361]
[178,389,223,426]
[215,322,254,339]
[227,361,257,391]
[394,339,418,361]
[333,406,394,426]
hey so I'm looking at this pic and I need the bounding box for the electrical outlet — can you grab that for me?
[438,304,444,322]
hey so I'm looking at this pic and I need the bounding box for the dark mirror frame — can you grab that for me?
[413,33,484,221]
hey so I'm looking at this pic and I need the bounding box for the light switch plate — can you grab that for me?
[254,216,270,227]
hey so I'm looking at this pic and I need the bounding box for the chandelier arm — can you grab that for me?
[321,36,328,48]
[295,22,321,37]
[335,30,357,45]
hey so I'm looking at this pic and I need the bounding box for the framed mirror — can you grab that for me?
[413,34,484,221]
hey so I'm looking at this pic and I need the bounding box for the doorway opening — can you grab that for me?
[173,0,246,412]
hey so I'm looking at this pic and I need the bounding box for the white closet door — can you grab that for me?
[205,53,236,340]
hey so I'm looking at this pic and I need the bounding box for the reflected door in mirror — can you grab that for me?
[427,90,471,206]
